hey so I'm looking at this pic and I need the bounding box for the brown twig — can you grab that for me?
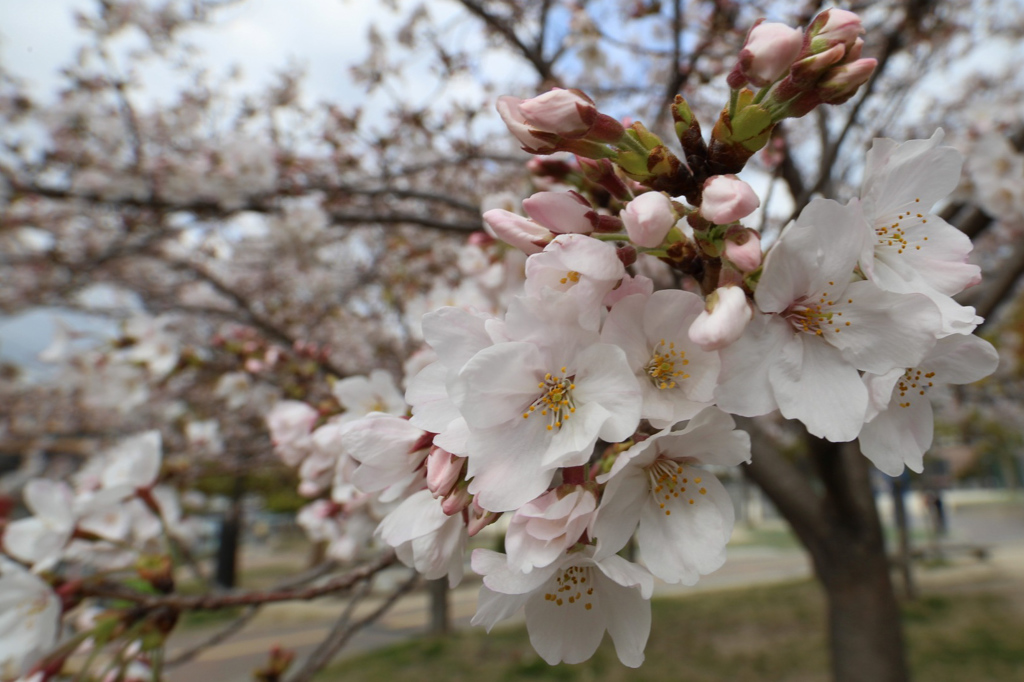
[83,551,398,611]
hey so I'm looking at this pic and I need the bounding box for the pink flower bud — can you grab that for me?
[467,498,500,537]
[688,286,753,351]
[523,191,595,234]
[731,21,804,88]
[724,227,762,272]
[819,58,877,104]
[846,37,864,62]
[482,209,554,255]
[496,96,554,151]
[441,482,472,516]
[789,43,846,86]
[426,446,465,499]
[809,8,864,53]
[517,88,597,138]
[621,191,676,248]
[700,175,760,224]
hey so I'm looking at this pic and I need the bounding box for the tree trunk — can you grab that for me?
[427,577,450,635]
[817,544,907,682]
[743,422,909,682]
[215,475,245,589]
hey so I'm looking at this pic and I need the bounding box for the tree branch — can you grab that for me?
[83,551,398,610]
[737,418,830,546]
[456,0,559,85]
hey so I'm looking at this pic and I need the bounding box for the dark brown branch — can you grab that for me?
[166,561,339,668]
[974,239,1024,330]
[166,259,353,378]
[456,0,560,86]
[738,418,830,546]
[83,550,398,610]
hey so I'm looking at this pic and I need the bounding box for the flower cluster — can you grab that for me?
[0,432,199,679]
[258,7,999,668]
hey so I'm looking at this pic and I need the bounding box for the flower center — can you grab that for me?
[875,202,928,256]
[646,457,707,515]
[645,339,689,389]
[522,367,576,431]
[559,270,581,285]
[896,367,935,408]
[544,564,595,609]
[784,282,852,336]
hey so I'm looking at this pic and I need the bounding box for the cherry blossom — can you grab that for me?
[0,560,60,681]
[601,290,721,427]
[378,490,467,587]
[471,545,653,667]
[504,485,598,574]
[720,198,943,442]
[452,293,641,511]
[332,370,407,421]
[591,408,751,584]
[858,130,982,334]
[2,479,77,570]
[860,333,999,475]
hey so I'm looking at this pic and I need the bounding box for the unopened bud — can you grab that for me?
[622,191,677,248]
[819,58,877,104]
[426,446,465,499]
[523,191,596,234]
[807,8,864,54]
[577,157,633,201]
[729,20,804,88]
[789,43,847,87]
[441,481,472,516]
[723,227,762,272]
[518,88,598,138]
[466,498,501,537]
[700,175,760,224]
[688,286,753,351]
[482,209,553,255]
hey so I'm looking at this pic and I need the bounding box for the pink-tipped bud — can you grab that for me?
[723,227,762,272]
[729,21,804,88]
[441,482,472,516]
[517,88,597,138]
[482,209,554,255]
[467,498,501,537]
[808,8,864,53]
[426,446,465,499]
[496,96,554,151]
[819,58,877,104]
[688,286,753,351]
[577,157,633,201]
[789,43,847,86]
[621,191,676,248]
[523,190,596,234]
[700,175,760,224]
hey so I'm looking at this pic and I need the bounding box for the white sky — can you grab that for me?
[0,0,406,103]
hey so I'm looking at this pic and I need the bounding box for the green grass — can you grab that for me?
[319,580,1024,682]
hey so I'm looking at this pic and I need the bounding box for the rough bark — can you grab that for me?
[743,424,909,682]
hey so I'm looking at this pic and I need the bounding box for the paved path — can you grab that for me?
[164,500,1024,682]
